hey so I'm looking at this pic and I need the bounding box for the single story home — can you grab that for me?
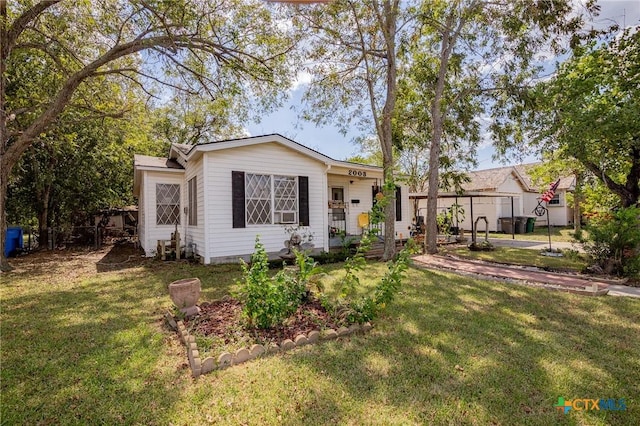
[133,134,411,263]
[410,164,575,233]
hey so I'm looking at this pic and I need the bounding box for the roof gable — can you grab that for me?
[457,166,532,193]
[174,133,383,171]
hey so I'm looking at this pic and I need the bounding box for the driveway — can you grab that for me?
[486,238,583,252]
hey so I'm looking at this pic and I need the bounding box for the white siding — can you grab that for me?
[523,190,572,226]
[138,174,146,251]
[140,170,185,256]
[423,198,503,232]
[327,175,412,238]
[205,143,328,263]
[183,157,205,258]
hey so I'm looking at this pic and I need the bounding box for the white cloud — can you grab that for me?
[289,70,313,92]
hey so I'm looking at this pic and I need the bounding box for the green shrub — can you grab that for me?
[236,237,322,329]
[578,207,640,277]
[330,178,418,323]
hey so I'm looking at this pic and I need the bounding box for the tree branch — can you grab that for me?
[3,0,62,60]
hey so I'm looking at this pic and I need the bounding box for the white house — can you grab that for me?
[410,164,575,233]
[133,134,411,263]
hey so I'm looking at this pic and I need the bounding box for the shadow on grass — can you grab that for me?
[0,245,240,424]
[2,249,638,424]
[282,266,640,424]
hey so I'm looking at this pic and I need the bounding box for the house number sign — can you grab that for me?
[348,169,367,177]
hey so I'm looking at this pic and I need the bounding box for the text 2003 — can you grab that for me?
[348,170,366,177]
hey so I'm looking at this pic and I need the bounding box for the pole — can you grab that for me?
[511,196,515,240]
[546,202,552,251]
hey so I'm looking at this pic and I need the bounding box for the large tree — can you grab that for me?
[406,0,594,254]
[513,28,640,208]
[293,0,403,260]
[0,0,295,271]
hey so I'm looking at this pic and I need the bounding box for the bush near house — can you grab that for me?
[578,206,640,279]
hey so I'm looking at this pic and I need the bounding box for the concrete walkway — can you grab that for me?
[486,238,583,252]
[413,254,640,298]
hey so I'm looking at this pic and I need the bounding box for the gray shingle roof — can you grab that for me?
[134,154,183,170]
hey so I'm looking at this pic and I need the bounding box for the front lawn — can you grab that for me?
[488,225,580,243]
[1,246,638,425]
[439,245,588,272]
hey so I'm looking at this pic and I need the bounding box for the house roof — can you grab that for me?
[410,163,575,200]
[169,133,384,173]
[513,163,575,191]
[451,163,575,193]
[171,144,192,156]
[134,154,183,170]
[460,167,531,192]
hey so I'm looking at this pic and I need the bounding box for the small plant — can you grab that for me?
[345,240,418,323]
[330,178,417,323]
[237,237,323,329]
[578,206,640,277]
[436,209,453,235]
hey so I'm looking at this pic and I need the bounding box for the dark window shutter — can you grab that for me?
[395,186,402,222]
[298,176,309,226]
[232,171,245,228]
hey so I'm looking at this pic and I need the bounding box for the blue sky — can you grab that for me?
[247,0,639,170]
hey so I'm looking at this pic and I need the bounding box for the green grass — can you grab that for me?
[440,245,588,272]
[1,247,639,425]
[488,225,581,243]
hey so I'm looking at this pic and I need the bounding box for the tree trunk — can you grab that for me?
[572,170,583,233]
[0,169,10,271]
[37,184,52,247]
[0,0,11,271]
[425,21,454,255]
[379,0,398,261]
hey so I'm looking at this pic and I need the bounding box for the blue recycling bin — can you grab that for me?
[4,226,24,257]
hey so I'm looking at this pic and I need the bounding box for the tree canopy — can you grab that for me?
[0,0,296,270]
[528,28,640,208]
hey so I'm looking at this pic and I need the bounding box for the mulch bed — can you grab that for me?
[183,297,342,346]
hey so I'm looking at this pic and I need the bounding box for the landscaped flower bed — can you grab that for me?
[166,299,372,377]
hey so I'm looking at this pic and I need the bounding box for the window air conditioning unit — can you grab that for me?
[280,212,296,223]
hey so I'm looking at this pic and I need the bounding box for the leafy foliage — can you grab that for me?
[237,237,321,329]
[496,27,640,208]
[578,207,640,278]
[328,180,417,323]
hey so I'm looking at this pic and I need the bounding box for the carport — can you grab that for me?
[409,191,520,240]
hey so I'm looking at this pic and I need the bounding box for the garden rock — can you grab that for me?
[307,330,320,343]
[217,352,232,368]
[281,339,295,351]
[233,348,251,364]
[250,344,265,358]
[337,326,349,337]
[294,334,308,346]
[201,357,216,374]
[322,329,338,340]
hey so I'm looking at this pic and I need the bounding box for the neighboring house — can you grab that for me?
[133,134,411,263]
[410,164,575,232]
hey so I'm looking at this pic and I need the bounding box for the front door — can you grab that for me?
[330,187,346,236]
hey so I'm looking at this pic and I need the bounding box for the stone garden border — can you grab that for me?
[164,303,373,378]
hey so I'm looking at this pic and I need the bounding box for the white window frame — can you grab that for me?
[156,183,181,225]
[548,193,561,206]
[245,173,298,225]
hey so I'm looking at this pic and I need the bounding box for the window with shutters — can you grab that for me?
[156,183,180,225]
[188,177,197,226]
[245,173,298,225]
